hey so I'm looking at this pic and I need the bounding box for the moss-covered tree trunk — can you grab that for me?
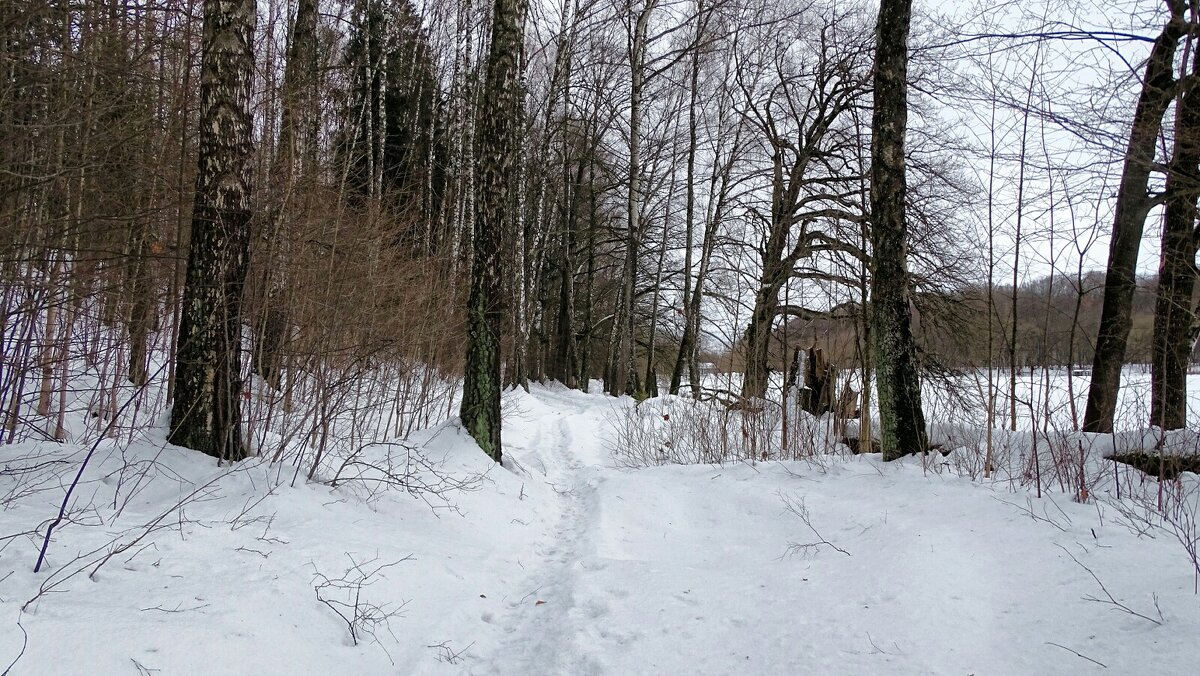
[169,0,255,462]
[869,0,927,461]
[461,0,528,462]
[1085,4,1186,433]
[1151,40,1200,430]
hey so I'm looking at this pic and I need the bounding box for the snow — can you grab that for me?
[3,383,1199,674]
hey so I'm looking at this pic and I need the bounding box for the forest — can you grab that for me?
[2,0,1200,673]
[5,0,1200,453]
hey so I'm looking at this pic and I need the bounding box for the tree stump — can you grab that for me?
[797,345,837,416]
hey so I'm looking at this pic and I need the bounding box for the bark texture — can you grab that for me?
[461,0,528,461]
[1085,3,1186,433]
[170,0,256,462]
[607,1,658,397]
[1152,42,1200,430]
[869,0,927,460]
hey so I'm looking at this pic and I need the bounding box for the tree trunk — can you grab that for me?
[126,221,153,387]
[742,284,778,400]
[670,2,705,396]
[1010,60,1038,431]
[1085,4,1186,433]
[554,150,585,388]
[870,0,927,461]
[36,257,62,416]
[253,0,318,390]
[1152,39,1200,430]
[461,0,527,462]
[169,0,256,462]
[579,149,597,391]
[740,143,791,402]
[679,137,734,398]
[644,205,671,397]
[613,1,657,397]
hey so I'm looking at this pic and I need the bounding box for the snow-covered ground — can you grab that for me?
[2,384,1199,674]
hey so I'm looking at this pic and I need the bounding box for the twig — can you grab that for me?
[1055,544,1163,626]
[994,496,1068,533]
[427,640,475,664]
[130,657,161,675]
[312,553,412,649]
[1,617,27,676]
[140,602,211,613]
[33,360,173,573]
[780,491,851,558]
[1045,641,1107,668]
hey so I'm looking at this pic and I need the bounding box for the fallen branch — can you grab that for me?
[1056,544,1163,626]
[1045,641,1107,669]
[780,491,851,558]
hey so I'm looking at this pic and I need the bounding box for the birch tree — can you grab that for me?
[170,0,256,461]
[461,0,528,461]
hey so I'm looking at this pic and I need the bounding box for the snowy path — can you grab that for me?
[3,385,1199,675]
[460,386,1200,675]
[483,395,608,675]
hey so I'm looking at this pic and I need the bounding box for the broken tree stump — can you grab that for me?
[797,345,849,417]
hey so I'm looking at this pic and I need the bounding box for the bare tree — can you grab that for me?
[1085,0,1188,434]
[608,0,660,396]
[733,5,872,401]
[252,0,320,391]
[1152,27,1200,430]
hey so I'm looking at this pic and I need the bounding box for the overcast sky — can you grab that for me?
[926,0,1172,282]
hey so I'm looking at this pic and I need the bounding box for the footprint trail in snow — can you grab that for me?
[461,386,1197,675]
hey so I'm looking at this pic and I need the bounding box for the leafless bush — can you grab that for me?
[1108,478,1200,594]
[1,447,87,507]
[20,460,254,609]
[604,380,865,468]
[606,396,782,467]
[311,553,412,650]
[781,386,847,461]
[329,440,484,512]
[427,640,474,664]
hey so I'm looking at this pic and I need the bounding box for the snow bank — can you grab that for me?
[2,383,1199,674]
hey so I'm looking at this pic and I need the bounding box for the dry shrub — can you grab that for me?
[606,396,767,466]
[606,393,850,467]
